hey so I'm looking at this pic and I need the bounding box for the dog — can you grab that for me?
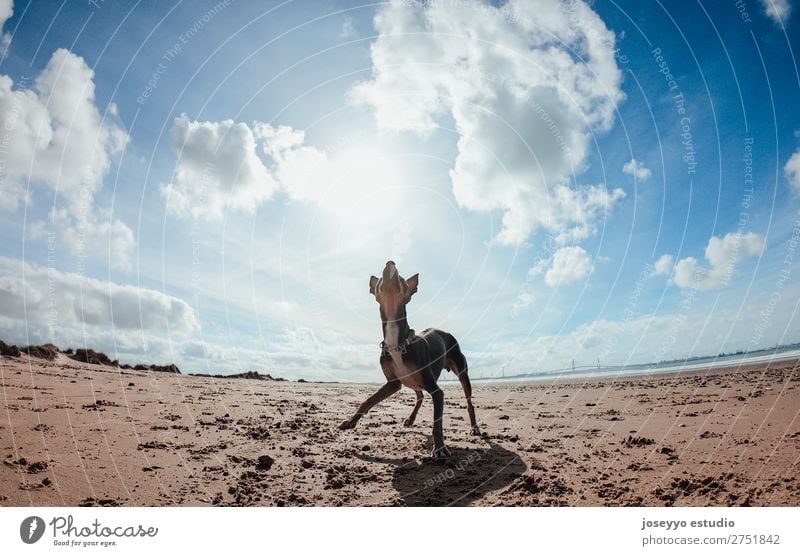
[339,261,480,458]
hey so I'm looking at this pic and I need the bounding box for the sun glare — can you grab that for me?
[322,144,409,226]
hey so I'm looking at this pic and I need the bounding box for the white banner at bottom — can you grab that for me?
[1,507,798,555]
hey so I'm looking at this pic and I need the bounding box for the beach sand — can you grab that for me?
[1,353,798,506]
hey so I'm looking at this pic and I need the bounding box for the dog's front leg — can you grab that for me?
[403,390,424,427]
[339,380,401,430]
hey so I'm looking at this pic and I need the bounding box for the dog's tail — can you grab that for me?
[443,332,468,376]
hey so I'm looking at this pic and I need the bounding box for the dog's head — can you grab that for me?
[369,261,418,316]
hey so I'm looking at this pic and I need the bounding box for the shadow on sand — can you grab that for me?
[356,438,525,506]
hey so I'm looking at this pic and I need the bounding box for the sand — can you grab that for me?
[1,353,798,507]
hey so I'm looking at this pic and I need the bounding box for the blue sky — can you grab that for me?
[0,0,798,381]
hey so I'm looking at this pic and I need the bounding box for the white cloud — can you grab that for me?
[0,48,129,207]
[0,47,133,269]
[161,115,331,219]
[784,148,800,194]
[760,0,792,25]
[622,158,652,181]
[182,339,225,360]
[0,256,199,338]
[653,254,674,276]
[351,0,625,245]
[0,0,11,27]
[263,326,376,380]
[182,326,379,381]
[0,255,200,364]
[162,116,422,230]
[544,184,625,245]
[253,122,331,203]
[161,115,276,219]
[530,258,551,277]
[0,0,12,54]
[533,245,593,287]
[672,232,765,290]
[59,215,137,272]
[25,207,136,272]
[512,290,537,313]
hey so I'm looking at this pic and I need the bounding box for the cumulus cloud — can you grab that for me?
[0,0,10,27]
[760,0,792,25]
[161,115,276,219]
[253,122,331,203]
[622,158,652,181]
[0,256,199,338]
[60,216,136,272]
[182,339,225,360]
[0,0,12,55]
[512,290,537,314]
[785,149,800,194]
[532,245,594,287]
[672,232,765,290]
[351,0,625,245]
[0,48,129,207]
[161,115,330,219]
[652,254,674,276]
[544,184,625,244]
[0,47,133,268]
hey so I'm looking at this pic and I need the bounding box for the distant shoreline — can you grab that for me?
[448,349,800,384]
[3,338,798,385]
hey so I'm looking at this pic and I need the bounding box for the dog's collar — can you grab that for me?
[380,329,415,356]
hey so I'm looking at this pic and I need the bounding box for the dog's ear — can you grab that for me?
[406,273,419,299]
[369,275,379,295]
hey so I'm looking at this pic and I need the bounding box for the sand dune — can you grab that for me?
[1,352,798,506]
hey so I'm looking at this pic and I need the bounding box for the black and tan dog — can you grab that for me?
[339,261,480,458]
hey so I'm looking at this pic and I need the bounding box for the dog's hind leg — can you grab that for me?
[403,390,423,427]
[447,351,480,436]
[339,380,401,430]
[456,369,480,436]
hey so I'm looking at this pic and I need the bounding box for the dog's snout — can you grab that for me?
[382,261,398,280]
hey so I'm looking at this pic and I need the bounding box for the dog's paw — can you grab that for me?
[431,445,452,460]
[338,418,357,430]
[403,417,416,427]
[470,425,481,436]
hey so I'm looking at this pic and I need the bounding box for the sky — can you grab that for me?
[0,0,799,382]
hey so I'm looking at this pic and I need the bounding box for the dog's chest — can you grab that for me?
[384,323,420,388]
[389,352,413,380]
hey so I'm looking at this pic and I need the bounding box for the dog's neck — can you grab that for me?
[380,304,412,347]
